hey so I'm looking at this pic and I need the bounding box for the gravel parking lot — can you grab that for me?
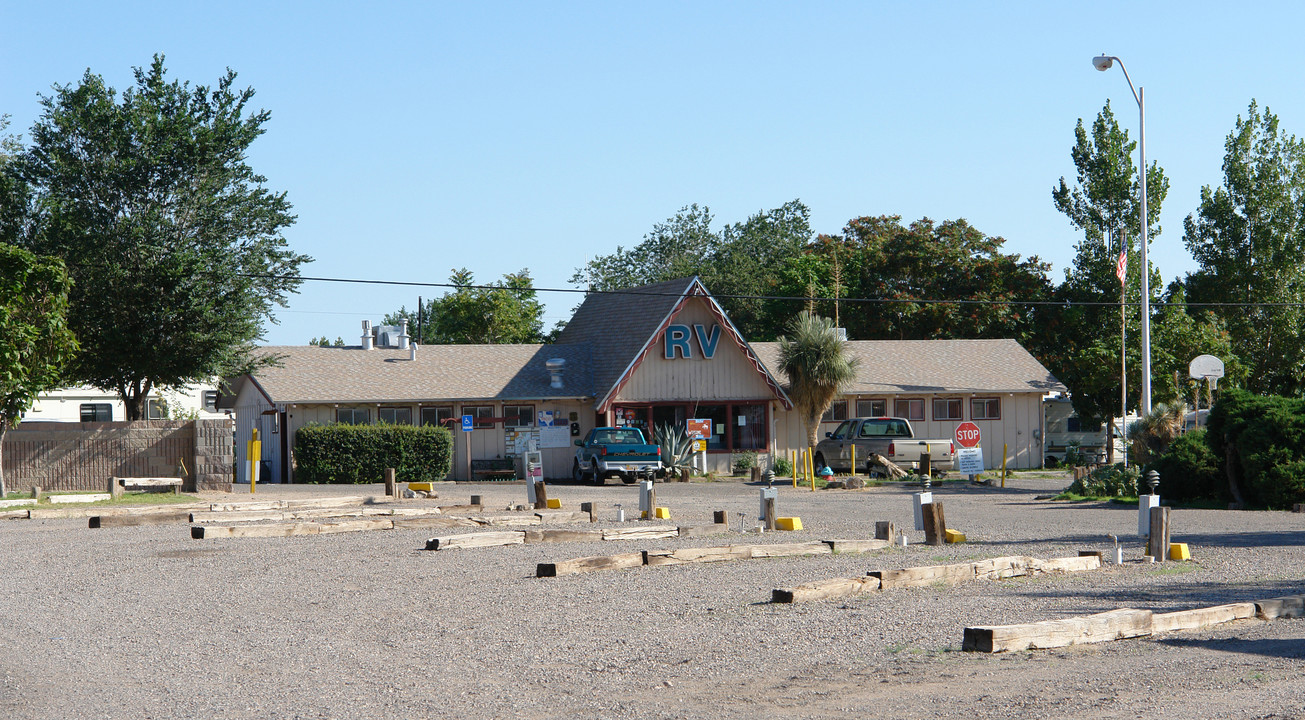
[2,473,1302,719]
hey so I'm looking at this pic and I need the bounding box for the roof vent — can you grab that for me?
[545,358,566,389]
[397,320,411,350]
[361,320,374,350]
[409,343,418,361]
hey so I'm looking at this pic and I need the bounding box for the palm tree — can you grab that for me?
[777,311,859,450]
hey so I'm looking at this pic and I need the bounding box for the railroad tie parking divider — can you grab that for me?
[193,509,591,540]
[771,555,1100,603]
[536,538,890,577]
[962,595,1302,653]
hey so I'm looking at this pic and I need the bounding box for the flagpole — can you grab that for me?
[1118,230,1128,469]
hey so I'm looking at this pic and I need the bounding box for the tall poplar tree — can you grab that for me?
[1184,101,1305,396]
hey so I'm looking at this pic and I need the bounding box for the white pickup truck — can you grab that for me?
[813,417,955,475]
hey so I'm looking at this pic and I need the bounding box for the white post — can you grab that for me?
[638,480,653,518]
[1138,84,1151,416]
[913,491,932,531]
[1139,493,1160,537]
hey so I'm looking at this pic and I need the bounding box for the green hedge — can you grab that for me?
[1148,429,1225,504]
[1205,389,1305,509]
[294,423,453,484]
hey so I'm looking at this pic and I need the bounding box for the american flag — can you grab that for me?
[1115,250,1127,285]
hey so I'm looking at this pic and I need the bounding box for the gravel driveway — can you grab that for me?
[1,473,1301,719]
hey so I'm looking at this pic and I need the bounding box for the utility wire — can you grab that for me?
[239,273,1305,309]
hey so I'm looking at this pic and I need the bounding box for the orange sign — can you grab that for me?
[686,419,712,440]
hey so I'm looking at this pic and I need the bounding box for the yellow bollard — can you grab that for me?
[1001,443,1009,488]
[247,428,262,495]
[808,448,815,492]
[850,443,857,477]
[791,449,798,488]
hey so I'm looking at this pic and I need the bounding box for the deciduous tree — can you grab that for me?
[387,269,545,344]
[1184,101,1305,396]
[9,56,310,420]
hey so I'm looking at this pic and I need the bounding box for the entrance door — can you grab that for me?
[651,405,686,438]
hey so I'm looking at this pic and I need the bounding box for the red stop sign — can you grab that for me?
[955,422,981,448]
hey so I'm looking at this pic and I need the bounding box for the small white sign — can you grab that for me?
[539,425,571,449]
[957,447,984,475]
[737,416,746,426]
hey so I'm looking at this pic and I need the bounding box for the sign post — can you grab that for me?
[687,419,711,474]
[955,422,984,480]
[462,414,474,481]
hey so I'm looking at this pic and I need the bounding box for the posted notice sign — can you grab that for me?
[957,447,984,475]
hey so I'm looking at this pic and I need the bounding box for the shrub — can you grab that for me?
[1061,442,1087,467]
[294,423,453,484]
[732,451,758,474]
[1148,429,1225,504]
[1206,389,1305,509]
[1065,463,1140,498]
[772,456,793,477]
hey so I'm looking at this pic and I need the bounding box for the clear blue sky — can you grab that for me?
[5,1,1304,345]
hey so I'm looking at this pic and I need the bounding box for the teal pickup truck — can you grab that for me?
[572,427,663,485]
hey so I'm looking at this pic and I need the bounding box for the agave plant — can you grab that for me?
[654,422,697,478]
[1128,402,1186,466]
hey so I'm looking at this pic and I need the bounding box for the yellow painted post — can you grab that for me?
[850,443,857,477]
[791,449,797,488]
[247,428,262,495]
[1001,443,1009,488]
[808,448,815,492]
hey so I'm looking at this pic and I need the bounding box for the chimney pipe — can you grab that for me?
[361,320,374,350]
[398,320,410,350]
[545,358,566,389]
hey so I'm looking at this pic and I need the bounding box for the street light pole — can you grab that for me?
[1093,54,1151,415]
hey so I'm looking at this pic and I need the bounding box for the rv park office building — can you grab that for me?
[223,277,1066,483]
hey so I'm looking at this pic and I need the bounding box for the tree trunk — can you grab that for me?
[1105,414,1115,465]
[0,419,8,499]
[1225,437,1246,509]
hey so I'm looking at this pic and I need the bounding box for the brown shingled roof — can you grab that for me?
[237,343,594,404]
[554,276,698,403]
[750,339,1064,395]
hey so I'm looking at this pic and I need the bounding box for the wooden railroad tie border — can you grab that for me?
[771,555,1100,604]
[536,539,889,577]
[963,595,1302,653]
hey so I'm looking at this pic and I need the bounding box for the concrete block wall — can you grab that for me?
[2,418,234,493]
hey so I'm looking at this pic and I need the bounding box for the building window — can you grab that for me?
[464,405,495,429]
[821,400,848,423]
[336,407,369,425]
[147,398,168,420]
[421,406,454,428]
[856,399,887,417]
[80,403,112,422]
[203,390,219,411]
[732,403,767,450]
[894,399,924,422]
[933,398,963,421]
[971,398,1001,421]
[503,405,535,428]
[378,407,412,425]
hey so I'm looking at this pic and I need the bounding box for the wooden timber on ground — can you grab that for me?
[772,576,882,603]
[48,493,112,504]
[677,524,732,538]
[192,518,396,539]
[1255,594,1305,620]
[601,526,678,541]
[30,503,207,520]
[1152,603,1257,633]
[426,531,525,550]
[537,552,645,577]
[0,498,36,509]
[89,510,195,528]
[963,609,1154,653]
[392,516,482,530]
[642,546,754,567]
[736,541,831,558]
[773,554,1101,604]
[826,539,890,554]
[536,510,591,524]
[523,528,605,543]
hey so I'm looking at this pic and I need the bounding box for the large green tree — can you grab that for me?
[0,244,78,497]
[776,311,858,449]
[779,215,1054,343]
[386,269,545,344]
[8,56,310,419]
[1051,102,1173,430]
[1184,101,1305,396]
[571,200,813,339]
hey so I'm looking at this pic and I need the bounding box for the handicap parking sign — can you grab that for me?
[461,415,473,432]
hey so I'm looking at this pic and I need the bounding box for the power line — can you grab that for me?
[240,273,1305,310]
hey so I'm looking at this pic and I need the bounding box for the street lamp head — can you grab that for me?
[1093,55,1114,71]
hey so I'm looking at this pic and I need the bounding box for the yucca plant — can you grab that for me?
[1128,402,1186,466]
[654,422,697,477]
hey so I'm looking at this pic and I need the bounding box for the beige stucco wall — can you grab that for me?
[771,392,1045,470]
